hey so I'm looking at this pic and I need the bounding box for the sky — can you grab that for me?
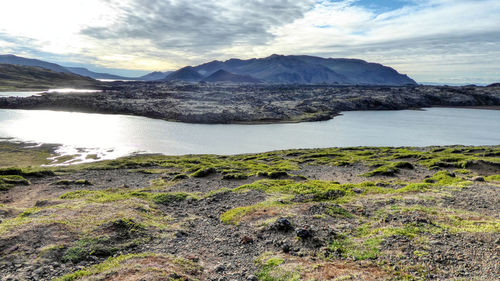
[0,0,499,83]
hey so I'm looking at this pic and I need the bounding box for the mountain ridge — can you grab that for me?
[170,54,416,85]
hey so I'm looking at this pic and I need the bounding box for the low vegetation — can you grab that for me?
[0,143,498,280]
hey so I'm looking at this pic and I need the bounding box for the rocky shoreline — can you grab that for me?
[1,83,499,123]
[0,143,499,280]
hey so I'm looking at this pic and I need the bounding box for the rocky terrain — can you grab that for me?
[0,83,499,123]
[0,143,499,280]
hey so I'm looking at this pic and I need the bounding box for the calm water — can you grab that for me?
[0,91,43,98]
[0,108,498,163]
[0,89,101,98]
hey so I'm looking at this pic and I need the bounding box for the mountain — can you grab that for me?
[0,54,148,81]
[164,66,204,82]
[65,67,134,80]
[0,54,70,73]
[0,64,102,91]
[201,69,262,83]
[139,71,172,81]
[188,54,416,85]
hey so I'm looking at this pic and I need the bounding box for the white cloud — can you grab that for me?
[0,0,499,83]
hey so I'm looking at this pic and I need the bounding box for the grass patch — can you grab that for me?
[62,237,119,263]
[485,174,500,182]
[56,253,203,281]
[152,192,193,205]
[220,201,288,225]
[0,175,30,190]
[255,253,300,281]
[234,179,347,201]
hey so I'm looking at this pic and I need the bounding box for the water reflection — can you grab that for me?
[0,89,101,98]
[0,91,42,98]
[0,108,498,164]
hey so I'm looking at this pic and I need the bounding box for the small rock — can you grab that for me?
[215,264,225,273]
[240,235,254,244]
[296,228,312,239]
[282,243,291,253]
[272,218,293,232]
[472,176,485,182]
[247,274,258,281]
[6,245,19,254]
[175,230,188,238]
[169,273,182,279]
[186,254,199,262]
[352,188,364,193]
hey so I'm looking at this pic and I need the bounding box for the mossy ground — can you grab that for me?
[0,144,498,280]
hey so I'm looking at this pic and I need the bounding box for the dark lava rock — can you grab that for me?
[272,218,294,232]
[240,235,254,244]
[282,243,291,253]
[296,228,312,239]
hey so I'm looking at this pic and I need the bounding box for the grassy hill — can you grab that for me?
[0,64,102,91]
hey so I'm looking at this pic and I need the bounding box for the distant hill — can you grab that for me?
[171,54,416,85]
[202,69,262,83]
[0,54,150,81]
[65,67,134,80]
[164,66,204,82]
[139,71,172,81]
[0,54,70,73]
[0,64,102,91]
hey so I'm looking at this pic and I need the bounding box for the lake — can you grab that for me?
[0,108,498,163]
[0,89,101,98]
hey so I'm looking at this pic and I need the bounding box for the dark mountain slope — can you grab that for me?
[138,71,173,81]
[0,63,102,90]
[201,69,262,83]
[65,67,134,80]
[190,54,416,85]
[0,54,70,73]
[164,66,204,82]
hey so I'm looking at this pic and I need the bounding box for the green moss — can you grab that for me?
[222,173,249,180]
[62,237,119,263]
[0,175,30,190]
[202,187,232,198]
[190,167,216,177]
[362,161,413,177]
[234,179,347,201]
[255,254,300,281]
[152,192,191,205]
[388,205,499,233]
[453,169,472,174]
[56,253,152,281]
[330,235,382,260]
[413,250,429,257]
[60,189,133,202]
[325,205,352,218]
[485,174,500,182]
[56,253,203,281]
[172,174,189,180]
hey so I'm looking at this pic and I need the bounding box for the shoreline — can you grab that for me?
[1,84,499,124]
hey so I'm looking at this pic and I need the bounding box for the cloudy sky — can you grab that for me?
[0,0,499,83]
